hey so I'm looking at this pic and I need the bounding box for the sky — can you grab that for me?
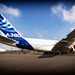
[0,0,75,41]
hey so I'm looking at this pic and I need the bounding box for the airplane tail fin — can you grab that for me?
[0,14,21,39]
[0,14,34,50]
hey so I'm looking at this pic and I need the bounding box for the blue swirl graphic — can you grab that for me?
[0,18,17,33]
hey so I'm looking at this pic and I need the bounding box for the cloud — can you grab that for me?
[62,6,75,22]
[0,4,20,17]
[44,30,48,34]
[37,32,44,38]
[51,3,75,23]
[51,3,63,14]
[36,30,48,39]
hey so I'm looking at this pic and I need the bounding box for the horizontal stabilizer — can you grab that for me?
[0,35,18,47]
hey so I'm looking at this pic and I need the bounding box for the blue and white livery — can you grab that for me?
[0,14,75,53]
[0,14,34,50]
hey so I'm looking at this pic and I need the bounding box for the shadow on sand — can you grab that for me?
[38,52,75,58]
[38,54,57,58]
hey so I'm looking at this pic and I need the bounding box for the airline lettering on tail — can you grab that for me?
[6,33,20,37]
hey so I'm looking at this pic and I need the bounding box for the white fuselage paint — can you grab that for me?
[0,48,6,52]
[25,38,59,52]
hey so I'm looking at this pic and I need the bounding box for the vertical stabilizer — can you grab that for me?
[0,14,21,39]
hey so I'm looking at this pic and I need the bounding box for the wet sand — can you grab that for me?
[0,54,75,75]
